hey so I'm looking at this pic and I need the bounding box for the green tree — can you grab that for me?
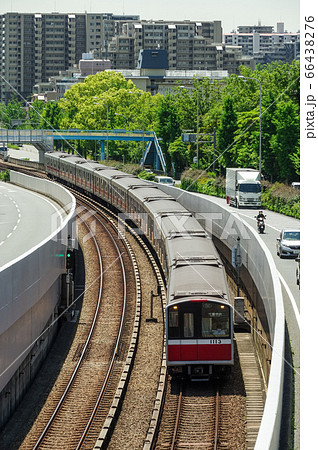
[270,101,299,182]
[43,102,63,130]
[156,92,182,170]
[232,109,259,168]
[60,71,156,161]
[1,98,25,128]
[167,138,189,175]
[156,93,181,149]
[28,100,45,128]
[260,91,279,181]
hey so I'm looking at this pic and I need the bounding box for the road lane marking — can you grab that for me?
[277,270,300,328]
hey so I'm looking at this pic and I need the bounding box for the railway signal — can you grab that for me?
[66,249,75,271]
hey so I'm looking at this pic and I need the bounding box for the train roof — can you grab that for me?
[73,160,100,171]
[157,213,204,236]
[165,234,219,266]
[149,199,186,215]
[129,188,186,215]
[97,168,136,180]
[47,152,114,171]
[112,176,150,190]
[168,262,229,304]
[46,151,65,158]
[46,151,82,163]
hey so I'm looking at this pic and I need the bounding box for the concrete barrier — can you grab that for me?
[10,170,74,214]
[0,172,76,425]
[157,185,284,450]
[7,156,43,171]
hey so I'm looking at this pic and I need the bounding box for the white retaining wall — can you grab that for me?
[0,172,76,393]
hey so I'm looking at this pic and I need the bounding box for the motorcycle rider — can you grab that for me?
[256,210,266,221]
[256,210,266,233]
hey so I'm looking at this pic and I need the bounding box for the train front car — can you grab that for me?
[165,230,233,380]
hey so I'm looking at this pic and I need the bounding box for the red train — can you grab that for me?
[45,151,234,380]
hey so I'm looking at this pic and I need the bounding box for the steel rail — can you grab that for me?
[75,204,127,449]
[32,207,104,449]
[171,381,184,450]
[214,383,220,450]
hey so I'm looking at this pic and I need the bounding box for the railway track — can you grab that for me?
[156,360,247,450]
[158,379,221,450]
[18,197,138,449]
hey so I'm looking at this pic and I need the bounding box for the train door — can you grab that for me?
[179,303,200,361]
[167,303,200,362]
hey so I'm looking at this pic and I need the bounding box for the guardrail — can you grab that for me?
[0,128,156,142]
[0,128,47,142]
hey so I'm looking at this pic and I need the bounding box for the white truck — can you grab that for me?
[226,168,261,208]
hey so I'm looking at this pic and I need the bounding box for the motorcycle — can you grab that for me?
[255,216,266,234]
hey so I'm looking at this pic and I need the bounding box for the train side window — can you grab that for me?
[168,308,179,338]
[184,313,194,338]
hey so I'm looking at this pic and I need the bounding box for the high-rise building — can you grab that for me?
[224,22,300,58]
[0,12,143,103]
[0,12,88,103]
[0,13,35,103]
[108,20,224,70]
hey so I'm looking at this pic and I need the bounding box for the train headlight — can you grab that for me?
[173,305,178,310]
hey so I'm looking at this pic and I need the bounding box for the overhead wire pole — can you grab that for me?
[180,85,200,167]
[129,90,145,169]
[238,75,262,173]
[93,97,109,161]
[196,90,199,168]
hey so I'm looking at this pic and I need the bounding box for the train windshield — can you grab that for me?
[201,303,230,338]
[168,302,230,339]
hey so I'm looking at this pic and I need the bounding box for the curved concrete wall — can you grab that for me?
[158,186,284,450]
[0,172,76,394]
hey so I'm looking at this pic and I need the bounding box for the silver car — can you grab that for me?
[276,229,300,258]
[154,176,175,186]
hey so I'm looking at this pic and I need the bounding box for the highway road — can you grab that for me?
[192,193,300,320]
[235,206,300,314]
[0,181,65,268]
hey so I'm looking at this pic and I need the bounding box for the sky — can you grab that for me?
[0,0,300,34]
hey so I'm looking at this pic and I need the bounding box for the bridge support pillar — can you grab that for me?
[38,150,45,164]
[100,140,105,161]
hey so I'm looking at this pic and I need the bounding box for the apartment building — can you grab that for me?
[224,22,300,58]
[0,13,35,103]
[0,12,136,102]
[108,20,224,70]
[0,12,89,103]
